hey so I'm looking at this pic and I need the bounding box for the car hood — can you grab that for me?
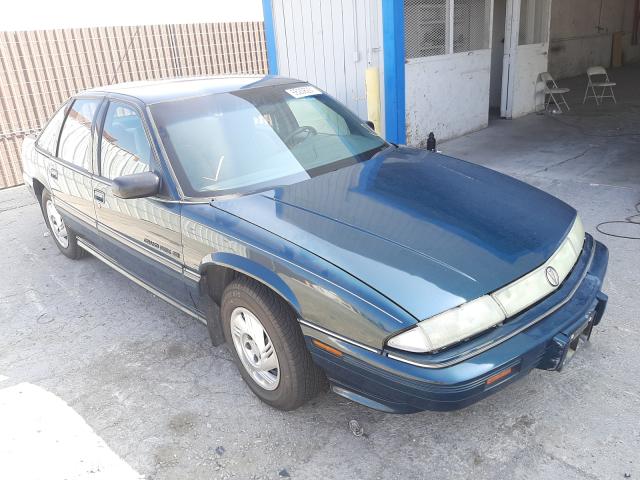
[215,147,576,320]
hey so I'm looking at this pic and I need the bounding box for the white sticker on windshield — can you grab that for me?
[285,86,322,98]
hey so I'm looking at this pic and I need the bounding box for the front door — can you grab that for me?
[93,99,192,309]
[501,0,552,118]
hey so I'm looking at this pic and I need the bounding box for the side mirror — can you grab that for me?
[365,120,375,130]
[112,171,160,199]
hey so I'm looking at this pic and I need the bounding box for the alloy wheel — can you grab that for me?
[230,306,280,391]
[45,199,69,249]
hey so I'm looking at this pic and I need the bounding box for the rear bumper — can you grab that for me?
[306,236,608,413]
[23,171,35,197]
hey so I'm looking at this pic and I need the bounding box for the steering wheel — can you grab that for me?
[283,125,318,147]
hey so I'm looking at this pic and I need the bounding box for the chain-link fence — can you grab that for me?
[519,0,550,45]
[453,0,491,53]
[405,0,447,58]
[0,22,267,189]
[404,0,490,60]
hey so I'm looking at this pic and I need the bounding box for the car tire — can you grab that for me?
[221,276,327,410]
[40,189,84,260]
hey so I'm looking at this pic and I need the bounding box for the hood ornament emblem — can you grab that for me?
[545,266,560,287]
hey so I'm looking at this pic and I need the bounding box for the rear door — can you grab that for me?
[93,98,193,309]
[47,97,103,242]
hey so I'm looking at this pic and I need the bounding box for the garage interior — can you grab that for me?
[406,0,640,143]
[446,62,640,189]
[443,0,640,239]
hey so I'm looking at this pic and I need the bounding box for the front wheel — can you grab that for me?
[221,277,327,410]
[40,189,84,259]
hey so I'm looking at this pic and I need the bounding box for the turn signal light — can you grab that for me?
[485,367,513,386]
[312,339,343,357]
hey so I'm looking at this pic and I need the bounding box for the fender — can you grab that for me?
[183,205,417,349]
[199,251,302,316]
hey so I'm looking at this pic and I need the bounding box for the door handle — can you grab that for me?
[49,168,58,180]
[94,189,105,203]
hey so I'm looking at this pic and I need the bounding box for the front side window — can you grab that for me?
[57,98,100,169]
[100,102,153,179]
[150,84,387,197]
[36,102,68,155]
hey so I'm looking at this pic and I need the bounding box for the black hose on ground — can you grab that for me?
[596,201,640,240]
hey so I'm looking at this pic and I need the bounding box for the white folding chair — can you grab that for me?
[583,66,617,105]
[540,72,570,113]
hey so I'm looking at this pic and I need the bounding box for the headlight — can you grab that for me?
[387,215,585,354]
[567,215,585,254]
[387,295,505,353]
[491,215,584,317]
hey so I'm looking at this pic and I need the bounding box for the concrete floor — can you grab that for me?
[1,65,639,480]
[448,63,640,190]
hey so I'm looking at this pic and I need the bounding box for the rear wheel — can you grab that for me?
[221,277,326,410]
[40,189,84,259]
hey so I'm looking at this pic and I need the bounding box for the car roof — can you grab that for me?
[84,75,303,104]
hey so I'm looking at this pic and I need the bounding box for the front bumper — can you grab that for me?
[306,235,608,413]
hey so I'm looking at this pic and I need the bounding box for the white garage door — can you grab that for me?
[270,0,380,119]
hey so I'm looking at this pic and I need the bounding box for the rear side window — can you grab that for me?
[36,104,68,155]
[100,102,153,179]
[57,99,101,170]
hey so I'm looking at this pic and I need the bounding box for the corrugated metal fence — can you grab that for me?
[0,22,267,189]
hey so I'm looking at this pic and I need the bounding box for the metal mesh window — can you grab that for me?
[453,0,490,53]
[405,0,447,59]
[405,0,490,59]
[519,0,549,45]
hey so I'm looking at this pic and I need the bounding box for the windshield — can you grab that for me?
[149,83,387,197]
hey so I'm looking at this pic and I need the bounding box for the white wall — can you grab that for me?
[405,50,492,145]
[270,0,381,121]
[548,0,639,78]
[511,43,548,117]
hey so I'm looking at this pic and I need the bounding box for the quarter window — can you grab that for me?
[57,99,100,169]
[36,103,68,155]
[100,102,153,179]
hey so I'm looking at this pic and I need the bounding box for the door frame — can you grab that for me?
[500,0,552,118]
[500,0,521,118]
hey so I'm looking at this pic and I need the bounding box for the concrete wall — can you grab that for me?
[405,50,492,145]
[511,43,549,117]
[549,0,639,79]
